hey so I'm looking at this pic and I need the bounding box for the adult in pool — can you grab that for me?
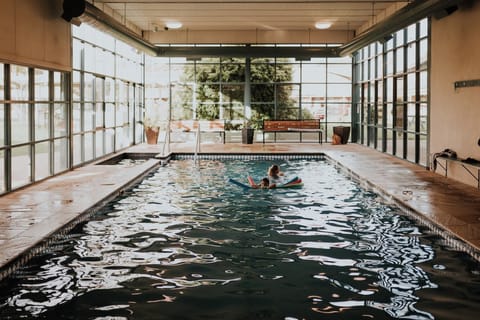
[267,164,284,187]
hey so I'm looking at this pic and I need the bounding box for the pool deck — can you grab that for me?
[1,142,479,277]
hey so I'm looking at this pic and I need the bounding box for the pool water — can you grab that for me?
[0,159,479,319]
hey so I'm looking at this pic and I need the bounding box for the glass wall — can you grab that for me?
[0,63,70,194]
[72,24,145,167]
[352,18,429,166]
[145,48,352,141]
[0,24,146,195]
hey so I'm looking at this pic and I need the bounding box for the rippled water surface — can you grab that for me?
[1,159,479,319]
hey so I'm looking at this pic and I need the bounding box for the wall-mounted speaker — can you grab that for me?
[61,0,86,24]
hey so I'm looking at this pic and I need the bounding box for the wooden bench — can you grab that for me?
[263,119,323,144]
[170,120,226,143]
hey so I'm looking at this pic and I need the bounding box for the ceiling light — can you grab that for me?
[315,22,332,30]
[165,21,182,29]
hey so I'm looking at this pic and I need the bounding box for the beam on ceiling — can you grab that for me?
[338,0,469,56]
[155,45,339,58]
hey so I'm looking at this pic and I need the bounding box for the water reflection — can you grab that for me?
[0,159,478,319]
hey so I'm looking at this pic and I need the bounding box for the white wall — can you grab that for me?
[430,2,480,187]
[0,0,71,71]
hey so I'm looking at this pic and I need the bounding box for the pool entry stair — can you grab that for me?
[0,143,479,281]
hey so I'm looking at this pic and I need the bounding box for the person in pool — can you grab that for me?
[267,164,284,187]
[252,177,274,189]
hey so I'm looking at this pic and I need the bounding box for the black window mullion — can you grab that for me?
[49,71,55,176]
[28,68,35,183]
[4,64,11,191]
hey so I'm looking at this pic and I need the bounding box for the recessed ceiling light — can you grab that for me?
[165,21,182,29]
[315,22,332,30]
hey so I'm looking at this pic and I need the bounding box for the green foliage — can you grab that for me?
[180,58,297,123]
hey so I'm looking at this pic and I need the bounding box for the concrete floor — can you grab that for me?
[1,142,479,279]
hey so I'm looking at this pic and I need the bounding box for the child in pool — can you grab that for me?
[252,177,274,189]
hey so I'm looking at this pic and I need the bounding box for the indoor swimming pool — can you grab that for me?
[0,157,479,319]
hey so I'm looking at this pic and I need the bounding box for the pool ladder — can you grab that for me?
[194,122,201,163]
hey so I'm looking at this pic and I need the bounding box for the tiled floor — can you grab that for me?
[1,142,479,277]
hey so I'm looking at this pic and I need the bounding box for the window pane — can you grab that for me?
[96,131,104,157]
[301,102,325,120]
[73,134,82,166]
[396,48,404,73]
[407,43,416,72]
[327,103,351,122]
[35,141,50,180]
[220,61,244,82]
[95,77,104,102]
[35,69,49,101]
[84,132,94,162]
[12,146,31,189]
[72,71,81,101]
[84,73,94,101]
[419,71,428,102]
[328,84,351,103]
[420,103,428,134]
[54,72,67,101]
[54,103,67,137]
[54,138,68,173]
[84,103,94,131]
[377,103,383,125]
[0,150,4,194]
[376,55,383,78]
[407,23,417,42]
[376,80,383,105]
[327,64,351,83]
[407,133,416,162]
[407,73,416,102]
[0,64,4,100]
[396,29,404,46]
[419,19,428,38]
[72,39,83,70]
[11,103,29,144]
[396,77,404,103]
[105,103,115,127]
[35,103,50,141]
[386,103,394,128]
[105,128,115,154]
[11,65,29,101]
[407,103,416,131]
[396,132,404,158]
[73,103,81,133]
[302,63,326,82]
[96,103,104,128]
[0,104,4,146]
[419,39,428,69]
[105,77,115,102]
[84,43,95,72]
[386,51,393,75]
[251,84,275,103]
[386,77,393,103]
[395,104,404,129]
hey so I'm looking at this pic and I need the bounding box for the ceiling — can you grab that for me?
[88,0,410,33]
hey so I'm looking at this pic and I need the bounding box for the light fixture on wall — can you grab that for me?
[165,21,182,30]
[314,22,332,30]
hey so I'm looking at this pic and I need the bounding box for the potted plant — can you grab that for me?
[241,120,254,144]
[141,117,162,144]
